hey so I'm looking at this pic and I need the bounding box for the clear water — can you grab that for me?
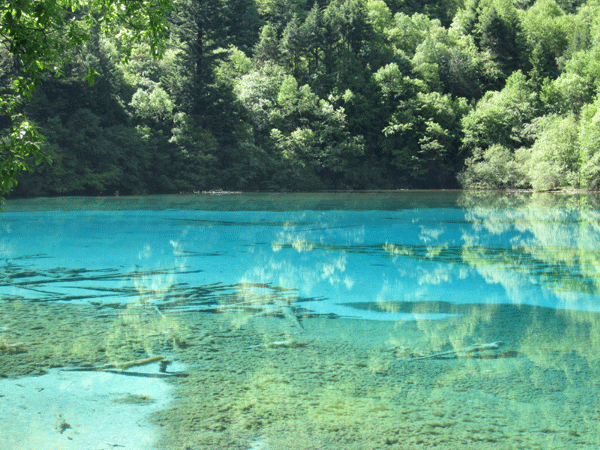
[1,191,600,449]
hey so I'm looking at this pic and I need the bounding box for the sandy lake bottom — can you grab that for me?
[2,299,600,450]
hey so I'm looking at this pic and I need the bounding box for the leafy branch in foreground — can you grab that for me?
[0,0,173,198]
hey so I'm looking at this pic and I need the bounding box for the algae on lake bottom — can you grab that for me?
[2,299,600,449]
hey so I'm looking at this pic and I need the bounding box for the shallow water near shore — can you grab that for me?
[2,191,600,449]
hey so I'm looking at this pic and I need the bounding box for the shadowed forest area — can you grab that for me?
[3,0,600,196]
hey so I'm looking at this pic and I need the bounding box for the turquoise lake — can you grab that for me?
[1,191,600,449]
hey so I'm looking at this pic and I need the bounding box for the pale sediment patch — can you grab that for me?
[0,366,177,450]
[0,300,187,450]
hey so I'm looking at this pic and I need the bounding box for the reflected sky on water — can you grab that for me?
[2,191,600,320]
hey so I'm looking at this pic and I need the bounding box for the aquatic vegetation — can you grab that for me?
[54,415,71,434]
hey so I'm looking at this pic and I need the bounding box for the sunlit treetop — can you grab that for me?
[1,0,173,90]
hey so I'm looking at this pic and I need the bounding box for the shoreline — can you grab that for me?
[4,187,600,202]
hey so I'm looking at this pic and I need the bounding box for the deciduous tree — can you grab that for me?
[0,0,173,198]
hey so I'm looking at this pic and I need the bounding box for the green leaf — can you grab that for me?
[83,68,100,86]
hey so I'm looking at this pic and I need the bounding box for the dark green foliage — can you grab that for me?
[280,14,305,79]
[5,0,600,196]
[224,0,262,54]
[166,0,228,117]
[0,0,174,198]
[300,3,324,79]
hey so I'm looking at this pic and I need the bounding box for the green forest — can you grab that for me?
[3,0,600,196]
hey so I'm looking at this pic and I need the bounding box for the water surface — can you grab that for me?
[1,191,600,449]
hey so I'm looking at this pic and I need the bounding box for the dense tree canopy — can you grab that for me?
[0,0,172,197]
[2,0,600,197]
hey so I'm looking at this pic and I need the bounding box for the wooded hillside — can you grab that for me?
[4,0,600,196]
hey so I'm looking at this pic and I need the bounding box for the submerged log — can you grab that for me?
[63,355,167,372]
[0,342,26,354]
[408,341,506,361]
[252,301,304,330]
